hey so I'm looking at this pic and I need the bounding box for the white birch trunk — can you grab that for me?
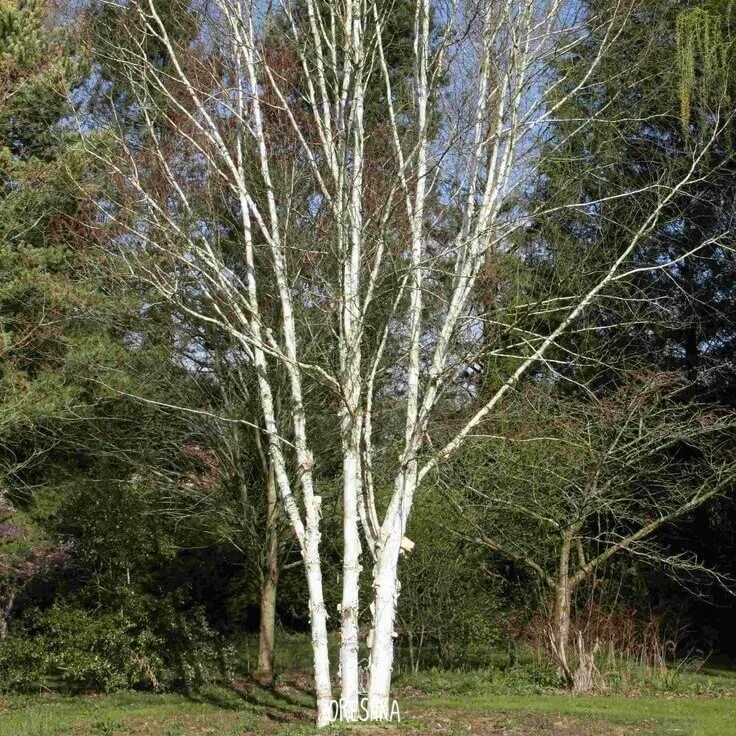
[367,517,403,719]
[337,0,366,709]
[367,468,416,719]
[340,440,362,720]
[303,510,333,727]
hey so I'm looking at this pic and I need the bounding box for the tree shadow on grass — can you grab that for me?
[185,671,317,725]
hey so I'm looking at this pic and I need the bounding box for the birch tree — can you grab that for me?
[86,0,733,723]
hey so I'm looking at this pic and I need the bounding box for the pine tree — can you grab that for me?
[0,0,142,642]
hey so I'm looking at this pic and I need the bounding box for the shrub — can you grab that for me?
[0,600,234,694]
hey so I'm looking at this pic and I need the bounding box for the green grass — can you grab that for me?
[4,679,736,736]
[407,663,736,735]
[0,687,308,736]
[3,649,736,736]
[414,692,736,736]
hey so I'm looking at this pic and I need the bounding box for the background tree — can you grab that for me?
[0,0,98,645]
[481,0,736,672]
[448,374,735,687]
[0,0,241,691]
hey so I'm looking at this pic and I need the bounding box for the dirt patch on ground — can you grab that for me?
[349,708,637,736]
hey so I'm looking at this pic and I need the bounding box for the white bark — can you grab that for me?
[304,505,333,727]
[91,0,730,724]
[367,488,405,719]
[339,441,362,720]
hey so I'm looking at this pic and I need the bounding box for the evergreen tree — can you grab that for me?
[489,0,736,657]
[1,0,96,640]
[0,3,237,689]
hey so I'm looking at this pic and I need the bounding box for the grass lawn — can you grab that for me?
[416,693,736,736]
[3,675,736,736]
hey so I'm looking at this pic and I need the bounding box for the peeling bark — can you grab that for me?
[340,442,362,720]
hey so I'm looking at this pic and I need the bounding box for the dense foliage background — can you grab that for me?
[1,0,734,695]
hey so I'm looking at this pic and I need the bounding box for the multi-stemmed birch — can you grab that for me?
[89,0,730,724]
